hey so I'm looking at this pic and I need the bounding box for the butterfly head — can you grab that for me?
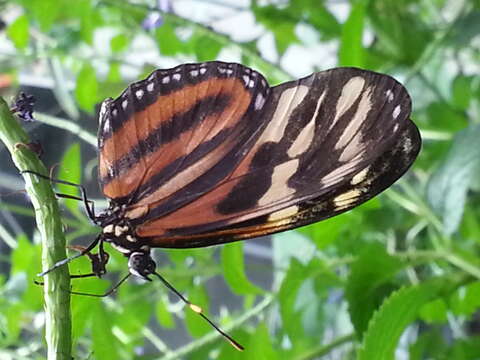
[127,251,156,280]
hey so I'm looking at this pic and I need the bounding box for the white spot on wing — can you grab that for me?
[333,189,363,210]
[403,136,413,152]
[350,167,370,185]
[330,76,366,130]
[287,90,326,158]
[243,75,250,86]
[254,93,266,110]
[190,69,199,77]
[147,82,155,92]
[385,89,394,102]
[268,206,299,221]
[172,73,181,81]
[321,155,363,186]
[200,67,207,75]
[258,159,299,206]
[260,85,309,143]
[99,100,108,119]
[122,99,128,109]
[135,89,144,99]
[393,105,401,119]
[162,76,170,84]
[335,87,373,161]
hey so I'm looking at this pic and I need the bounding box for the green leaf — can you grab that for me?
[75,63,99,112]
[78,0,96,44]
[155,23,185,56]
[358,278,451,360]
[156,296,175,329]
[107,62,122,82]
[57,143,82,216]
[450,281,480,316]
[304,1,341,39]
[6,15,29,49]
[10,234,42,310]
[409,329,447,360]
[339,0,366,67]
[221,242,262,295]
[91,303,120,360]
[185,285,211,338]
[4,303,25,344]
[245,322,279,360]
[425,102,466,132]
[299,213,349,249]
[192,33,222,61]
[110,33,130,53]
[447,11,480,47]
[418,298,448,324]
[346,243,404,337]
[450,336,480,359]
[281,257,340,346]
[71,276,107,343]
[278,259,307,342]
[451,74,473,110]
[427,124,480,235]
[30,0,61,32]
[367,0,432,66]
[252,4,299,54]
[115,283,152,338]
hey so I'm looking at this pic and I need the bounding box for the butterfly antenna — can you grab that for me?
[37,235,102,277]
[153,272,244,351]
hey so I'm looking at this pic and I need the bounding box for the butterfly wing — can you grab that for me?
[143,122,420,248]
[98,61,271,206]
[98,65,421,248]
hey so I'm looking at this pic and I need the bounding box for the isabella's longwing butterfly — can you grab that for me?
[32,61,421,350]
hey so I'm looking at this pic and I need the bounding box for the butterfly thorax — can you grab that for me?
[98,204,150,257]
[97,204,157,280]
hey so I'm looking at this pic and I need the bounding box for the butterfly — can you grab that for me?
[34,61,420,349]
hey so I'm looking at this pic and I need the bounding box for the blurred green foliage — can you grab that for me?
[1,0,480,359]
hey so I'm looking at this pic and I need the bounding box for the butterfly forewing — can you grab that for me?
[97,62,421,249]
[98,62,271,206]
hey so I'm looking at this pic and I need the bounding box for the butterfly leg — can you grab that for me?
[69,273,131,297]
[20,170,97,223]
[37,234,102,277]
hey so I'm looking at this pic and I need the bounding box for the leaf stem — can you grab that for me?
[294,333,356,360]
[0,97,72,359]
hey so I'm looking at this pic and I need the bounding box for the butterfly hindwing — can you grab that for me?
[141,121,420,248]
[103,66,421,247]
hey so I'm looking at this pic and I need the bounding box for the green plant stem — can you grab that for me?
[0,97,72,359]
[294,333,356,360]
